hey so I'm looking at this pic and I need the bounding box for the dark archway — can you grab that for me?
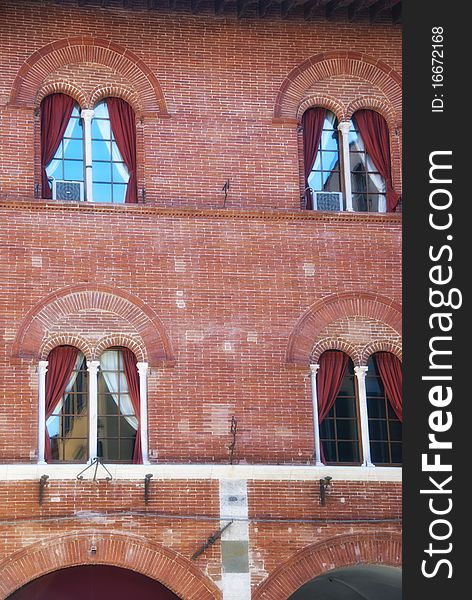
[288,565,401,600]
[8,565,182,600]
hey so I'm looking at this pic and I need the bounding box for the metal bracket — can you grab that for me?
[144,473,153,504]
[319,476,332,506]
[228,416,238,464]
[191,520,233,560]
[39,474,49,505]
[76,457,113,482]
[222,179,230,207]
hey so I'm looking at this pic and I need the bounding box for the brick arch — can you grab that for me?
[89,84,142,114]
[12,284,175,368]
[40,334,93,361]
[36,81,87,109]
[0,531,221,600]
[95,334,146,362]
[286,292,402,366]
[274,51,401,121]
[310,338,359,365]
[297,95,345,122]
[360,341,403,364]
[346,97,399,131]
[252,531,401,600]
[9,36,168,116]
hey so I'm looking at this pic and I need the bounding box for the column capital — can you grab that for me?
[38,360,48,375]
[337,120,351,135]
[136,362,149,377]
[80,108,94,122]
[354,365,369,378]
[309,363,320,375]
[86,360,100,374]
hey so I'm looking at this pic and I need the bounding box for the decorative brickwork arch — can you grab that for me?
[286,292,402,366]
[0,531,221,600]
[274,51,401,121]
[360,340,403,364]
[310,338,359,365]
[39,333,93,361]
[36,81,87,109]
[9,37,168,116]
[346,96,399,131]
[297,95,345,121]
[94,334,146,362]
[12,284,175,367]
[252,531,401,600]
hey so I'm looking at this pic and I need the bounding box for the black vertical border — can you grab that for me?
[404,2,468,598]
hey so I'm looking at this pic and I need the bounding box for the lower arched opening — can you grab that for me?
[7,565,182,600]
[288,564,402,599]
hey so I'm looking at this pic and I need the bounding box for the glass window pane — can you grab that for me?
[65,139,83,160]
[367,175,385,193]
[120,415,138,437]
[62,439,88,462]
[371,442,390,464]
[389,420,403,441]
[94,102,109,118]
[352,193,368,212]
[98,416,119,436]
[92,118,111,140]
[46,415,60,437]
[93,182,112,203]
[338,375,355,396]
[366,376,383,397]
[64,160,83,181]
[321,151,340,172]
[391,443,402,464]
[320,418,335,439]
[335,397,357,418]
[322,131,339,152]
[308,171,323,192]
[120,438,136,461]
[322,441,336,463]
[98,392,119,416]
[92,140,111,161]
[367,397,385,418]
[98,438,119,461]
[351,172,366,193]
[366,194,382,212]
[322,171,340,192]
[350,152,365,172]
[112,184,127,204]
[68,118,83,139]
[112,163,129,184]
[336,419,358,440]
[369,419,388,441]
[338,441,360,463]
[92,161,112,183]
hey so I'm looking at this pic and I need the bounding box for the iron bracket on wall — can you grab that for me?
[76,457,113,482]
[144,473,153,504]
[39,474,49,505]
[191,520,233,560]
[319,476,333,506]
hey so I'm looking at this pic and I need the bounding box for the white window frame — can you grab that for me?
[37,355,149,465]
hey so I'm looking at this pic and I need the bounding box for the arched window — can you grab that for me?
[41,94,137,203]
[302,107,398,213]
[312,349,402,467]
[98,348,139,463]
[38,344,147,464]
[366,353,402,465]
[318,353,362,465]
[46,347,88,462]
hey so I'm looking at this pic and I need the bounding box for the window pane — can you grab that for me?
[68,118,83,139]
[366,376,383,397]
[98,416,119,436]
[98,391,119,416]
[371,442,390,464]
[367,397,385,418]
[120,438,136,461]
[320,418,335,439]
[112,184,127,203]
[367,176,384,194]
[336,419,358,440]
[93,161,112,183]
[389,420,402,441]
[322,441,336,463]
[92,118,111,140]
[352,193,368,212]
[65,139,83,160]
[98,438,119,461]
[93,139,111,161]
[308,171,323,192]
[337,441,360,463]
[321,151,340,172]
[369,419,388,441]
[350,152,365,172]
[94,102,109,118]
[335,397,357,418]
[112,163,129,184]
[391,443,402,464]
[62,439,88,462]
[338,375,355,396]
[93,182,112,203]
[64,160,83,181]
[322,171,340,192]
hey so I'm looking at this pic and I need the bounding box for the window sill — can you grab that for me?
[0,463,402,482]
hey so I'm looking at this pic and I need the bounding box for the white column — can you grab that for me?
[338,121,353,212]
[310,364,324,466]
[354,366,374,467]
[38,360,48,464]
[81,109,94,202]
[137,362,150,464]
[87,360,100,462]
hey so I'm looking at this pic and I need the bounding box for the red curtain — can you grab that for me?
[106,97,138,204]
[45,345,79,461]
[302,107,326,210]
[122,347,142,463]
[40,93,75,199]
[374,352,402,422]
[317,350,349,463]
[353,109,400,212]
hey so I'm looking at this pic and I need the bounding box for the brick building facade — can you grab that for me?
[0,0,402,598]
